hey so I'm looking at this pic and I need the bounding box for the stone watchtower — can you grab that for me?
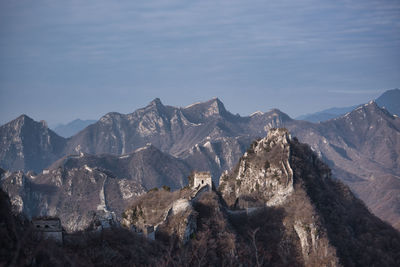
[193,171,212,190]
[32,217,63,243]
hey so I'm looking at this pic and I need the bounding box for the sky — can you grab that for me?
[0,0,399,126]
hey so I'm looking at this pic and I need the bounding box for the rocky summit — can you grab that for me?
[0,115,66,173]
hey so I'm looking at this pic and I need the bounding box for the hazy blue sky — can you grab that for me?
[1,0,399,125]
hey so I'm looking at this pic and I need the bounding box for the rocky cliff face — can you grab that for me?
[219,128,400,266]
[0,115,66,172]
[179,136,252,184]
[122,188,199,244]
[0,144,191,232]
[50,143,191,191]
[219,129,295,207]
[1,166,144,232]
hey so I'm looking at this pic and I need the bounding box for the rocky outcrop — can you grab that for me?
[122,188,198,243]
[220,128,400,266]
[219,129,295,207]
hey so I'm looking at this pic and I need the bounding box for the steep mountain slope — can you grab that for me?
[0,115,66,172]
[179,136,253,183]
[289,101,400,229]
[49,143,190,191]
[53,119,96,138]
[0,144,191,232]
[219,128,400,266]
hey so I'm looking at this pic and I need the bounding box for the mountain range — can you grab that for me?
[0,143,190,232]
[0,90,400,232]
[3,129,399,266]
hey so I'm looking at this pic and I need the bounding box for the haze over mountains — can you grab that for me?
[0,89,400,232]
[52,119,96,138]
[297,88,399,122]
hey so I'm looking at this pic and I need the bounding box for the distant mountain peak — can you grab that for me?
[7,114,48,131]
[184,97,225,112]
[0,115,66,172]
[70,118,88,123]
[206,97,226,114]
[180,98,232,123]
[298,88,400,122]
[375,88,400,116]
[143,98,167,115]
[149,97,163,106]
[262,108,292,122]
[15,114,33,123]
[378,88,400,96]
[16,114,29,120]
[52,119,97,138]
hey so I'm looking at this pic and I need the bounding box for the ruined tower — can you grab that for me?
[193,171,212,190]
